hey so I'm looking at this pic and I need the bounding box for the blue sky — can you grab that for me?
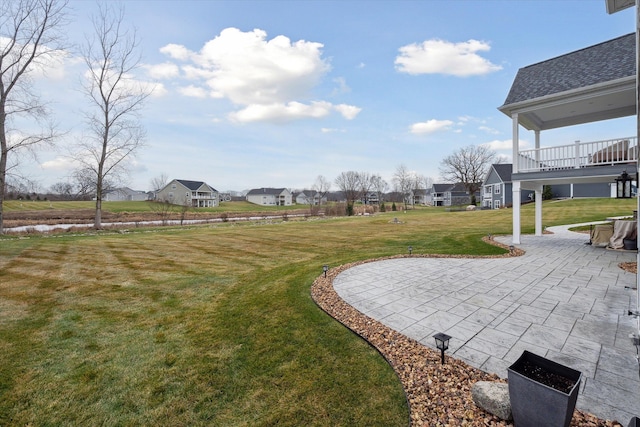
[18,0,638,193]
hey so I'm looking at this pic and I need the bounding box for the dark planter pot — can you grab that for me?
[508,351,582,427]
[629,417,640,427]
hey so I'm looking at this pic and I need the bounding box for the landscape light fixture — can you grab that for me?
[509,245,515,255]
[408,246,413,256]
[323,264,329,278]
[615,170,632,199]
[433,332,452,365]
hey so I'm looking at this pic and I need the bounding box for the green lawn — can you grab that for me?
[0,198,635,426]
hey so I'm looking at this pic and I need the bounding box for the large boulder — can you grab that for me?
[466,205,477,211]
[471,381,512,421]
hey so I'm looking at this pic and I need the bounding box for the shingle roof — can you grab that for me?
[431,184,451,192]
[176,179,217,192]
[492,164,512,182]
[247,187,287,196]
[502,33,635,106]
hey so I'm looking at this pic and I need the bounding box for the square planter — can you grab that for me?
[508,351,582,427]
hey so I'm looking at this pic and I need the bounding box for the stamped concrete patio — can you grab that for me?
[333,224,640,423]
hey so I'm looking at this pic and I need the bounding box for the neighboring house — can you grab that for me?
[426,184,450,206]
[443,183,480,207]
[412,189,428,206]
[246,188,292,206]
[295,190,326,205]
[499,32,637,243]
[362,191,380,205]
[482,164,613,209]
[103,187,149,202]
[156,179,219,208]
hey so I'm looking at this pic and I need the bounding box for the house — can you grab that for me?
[443,183,479,206]
[499,32,637,244]
[481,164,613,209]
[295,190,327,205]
[426,184,450,206]
[156,179,219,208]
[412,189,428,206]
[426,183,479,206]
[103,187,149,202]
[246,188,292,206]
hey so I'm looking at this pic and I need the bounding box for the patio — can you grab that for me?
[332,224,639,423]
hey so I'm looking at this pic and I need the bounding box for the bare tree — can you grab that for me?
[0,0,68,233]
[76,4,151,228]
[334,171,361,216]
[439,145,497,205]
[49,181,74,198]
[312,174,330,205]
[370,174,388,206]
[393,164,413,210]
[150,172,169,197]
[357,171,374,205]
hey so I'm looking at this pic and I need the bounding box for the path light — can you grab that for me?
[487,233,492,241]
[509,245,515,255]
[408,246,413,256]
[323,264,328,278]
[433,332,452,365]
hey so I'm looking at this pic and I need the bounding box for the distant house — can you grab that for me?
[482,163,613,209]
[246,188,292,206]
[412,189,428,206]
[156,179,219,208]
[482,164,530,209]
[103,187,149,202]
[427,183,478,206]
[426,184,449,206]
[295,190,326,205]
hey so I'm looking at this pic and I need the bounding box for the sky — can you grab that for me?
[9,0,639,194]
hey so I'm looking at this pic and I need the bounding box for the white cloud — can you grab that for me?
[410,119,454,135]
[479,125,500,135]
[334,104,361,120]
[159,43,192,61]
[230,101,360,123]
[178,85,208,98]
[145,62,180,79]
[395,39,502,77]
[41,156,76,171]
[482,139,529,150]
[157,27,358,123]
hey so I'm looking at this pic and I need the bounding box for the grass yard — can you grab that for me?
[0,198,635,426]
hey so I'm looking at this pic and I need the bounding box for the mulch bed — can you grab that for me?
[311,239,623,426]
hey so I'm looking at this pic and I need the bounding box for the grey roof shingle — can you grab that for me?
[492,164,512,182]
[176,179,217,192]
[502,33,635,106]
[247,187,287,196]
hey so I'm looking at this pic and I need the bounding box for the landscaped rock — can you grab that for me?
[466,205,477,211]
[471,381,512,421]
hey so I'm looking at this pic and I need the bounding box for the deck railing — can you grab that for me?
[517,136,638,172]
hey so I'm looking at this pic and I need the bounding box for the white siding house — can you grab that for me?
[156,179,219,208]
[246,188,292,206]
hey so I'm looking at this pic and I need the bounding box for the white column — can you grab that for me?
[512,114,519,173]
[512,113,521,245]
[635,0,640,340]
[513,180,521,244]
[535,185,543,236]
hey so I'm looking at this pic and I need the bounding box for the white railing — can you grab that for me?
[518,136,637,172]
[191,192,215,199]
